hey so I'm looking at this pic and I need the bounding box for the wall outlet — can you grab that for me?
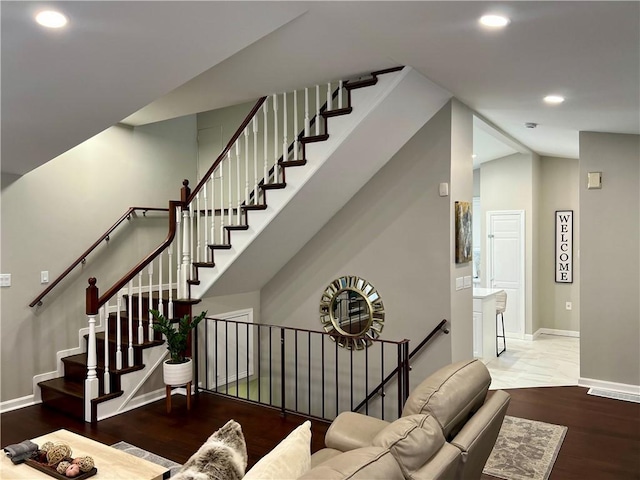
[566,302,572,310]
[0,274,11,287]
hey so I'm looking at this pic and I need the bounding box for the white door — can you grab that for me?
[487,211,525,339]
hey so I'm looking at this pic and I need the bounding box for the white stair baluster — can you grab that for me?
[327,82,332,112]
[196,191,201,263]
[147,262,154,333]
[101,304,110,395]
[253,117,258,205]
[294,90,299,160]
[283,91,288,163]
[208,173,213,254]
[236,142,241,225]
[218,166,224,245]
[116,290,123,370]
[273,94,278,183]
[176,206,182,298]
[137,272,143,344]
[168,242,174,319]
[227,151,233,230]
[263,100,269,196]
[157,251,164,319]
[339,80,343,109]
[304,88,310,137]
[182,205,191,295]
[315,85,320,135]
[127,280,134,366]
[189,201,194,279]
[244,129,250,207]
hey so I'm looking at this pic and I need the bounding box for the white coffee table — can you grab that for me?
[0,429,168,479]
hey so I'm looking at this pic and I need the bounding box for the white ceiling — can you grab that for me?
[3,1,639,176]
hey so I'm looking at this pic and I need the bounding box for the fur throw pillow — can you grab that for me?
[172,420,248,480]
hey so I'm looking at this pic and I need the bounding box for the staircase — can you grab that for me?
[36,66,451,422]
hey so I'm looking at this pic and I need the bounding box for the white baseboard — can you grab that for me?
[579,377,640,395]
[0,394,38,414]
[529,328,580,340]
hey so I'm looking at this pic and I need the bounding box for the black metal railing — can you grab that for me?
[200,317,410,421]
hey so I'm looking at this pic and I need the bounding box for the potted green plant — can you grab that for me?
[150,309,207,386]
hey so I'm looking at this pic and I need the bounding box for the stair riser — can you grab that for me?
[61,361,122,394]
[87,337,145,367]
[40,388,84,421]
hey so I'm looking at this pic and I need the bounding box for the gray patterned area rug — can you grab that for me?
[483,416,568,480]
[112,441,182,478]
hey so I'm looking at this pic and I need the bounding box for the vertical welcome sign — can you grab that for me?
[555,210,573,283]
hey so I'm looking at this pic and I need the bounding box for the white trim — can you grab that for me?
[116,351,169,413]
[579,377,640,396]
[0,394,38,414]
[96,387,166,422]
[535,328,580,338]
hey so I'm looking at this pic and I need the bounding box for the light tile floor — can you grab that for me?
[484,334,580,390]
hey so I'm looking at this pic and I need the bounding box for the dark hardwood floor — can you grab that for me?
[2,387,639,478]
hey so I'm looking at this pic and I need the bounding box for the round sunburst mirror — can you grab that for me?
[319,276,385,350]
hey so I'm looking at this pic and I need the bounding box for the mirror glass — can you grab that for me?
[319,276,385,350]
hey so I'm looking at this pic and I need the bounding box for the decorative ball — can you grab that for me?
[46,443,72,465]
[74,455,95,472]
[56,461,71,474]
[40,441,54,452]
[65,463,81,477]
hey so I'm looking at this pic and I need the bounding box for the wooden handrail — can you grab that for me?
[187,97,267,204]
[29,206,169,307]
[96,200,181,309]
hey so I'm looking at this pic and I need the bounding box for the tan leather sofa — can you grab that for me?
[300,359,510,480]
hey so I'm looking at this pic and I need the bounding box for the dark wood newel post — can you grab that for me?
[181,179,191,209]
[86,277,98,315]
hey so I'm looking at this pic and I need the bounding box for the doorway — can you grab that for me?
[486,210,525,339]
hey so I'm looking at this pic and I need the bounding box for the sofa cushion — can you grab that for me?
[299,446,404,480]
[311,448,343,469]
[371,414,445,478]
[402,359,491,439]
[325,412,390,452]
[172,419,247,480]
[243,420,311,480]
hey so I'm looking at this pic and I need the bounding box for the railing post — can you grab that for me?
[181,179,191,298]
[280,328,286,417]
[85,278,99,422]
[402,340,410,406]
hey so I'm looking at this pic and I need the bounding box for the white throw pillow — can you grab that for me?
[243,420,311,480]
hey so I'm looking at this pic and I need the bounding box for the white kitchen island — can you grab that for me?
[473,288,504,361]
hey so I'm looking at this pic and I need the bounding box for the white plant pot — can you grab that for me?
[163,358,193,386]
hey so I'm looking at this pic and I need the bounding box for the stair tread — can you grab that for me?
[261,183,287,190]
[39,377,84,398]
[322,107,353,118]
[187,279,201,285]
[193,262,215,268]
[62,353,151,372]
[225,225,249,231]
[209,244,232,250]
[345,77,377,90]
[279,159,307,167]
[242,204,267,211]
[301,134,329,144]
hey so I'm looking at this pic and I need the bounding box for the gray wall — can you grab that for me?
[579,132,639,387]
[260,102,469,390]
[539,157,580,332]
[0,116,198,401]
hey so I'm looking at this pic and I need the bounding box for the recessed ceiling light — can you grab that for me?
[544,95,565,105]
[479,15,510,28]
[35,10,68,28]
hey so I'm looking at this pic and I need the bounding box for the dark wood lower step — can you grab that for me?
[261,182,286,190]
[242,204,267,211]
[322,107,353,118]
[345,77,377,90]
[301,134,329,144]
[39,377,84,421]
[279,159,307,167]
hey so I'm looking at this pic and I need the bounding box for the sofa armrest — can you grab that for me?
[325,412,391,452]
[450,389,510,480]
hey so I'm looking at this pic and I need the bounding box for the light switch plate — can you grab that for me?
[439,182,449,197]
[0,274,11,287]
[463,276,472,288]
[455,277,464,291]
[587,172,602,189]
[41,271,49,284]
